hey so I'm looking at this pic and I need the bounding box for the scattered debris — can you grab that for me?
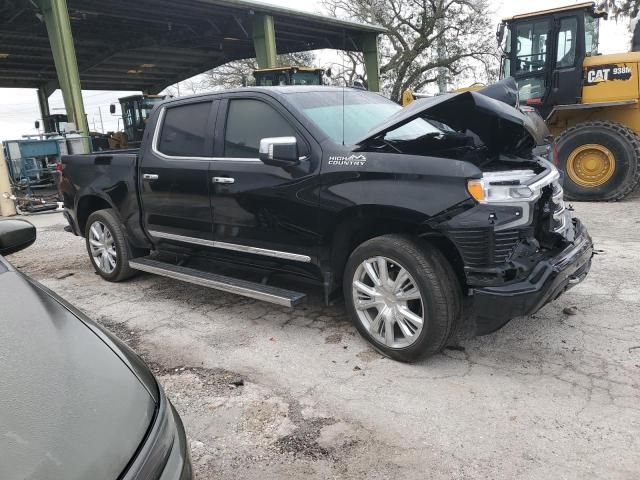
[563,306,578,316]
[55,271,74,280]
[446,345,466,352]
[229,377,245,387]
[352,365,361,371]
[324,333,342,344]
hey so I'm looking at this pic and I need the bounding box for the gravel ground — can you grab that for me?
[7,199,640,480]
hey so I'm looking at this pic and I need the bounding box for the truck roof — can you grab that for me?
[159,86,376,105]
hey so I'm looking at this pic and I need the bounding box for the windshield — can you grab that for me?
[291,71,322,85]
[285,90,440,145]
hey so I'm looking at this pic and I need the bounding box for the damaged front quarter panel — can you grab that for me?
[427,159,574,288]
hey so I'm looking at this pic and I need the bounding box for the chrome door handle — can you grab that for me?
[143,173,159,180]
[213,177,235,184]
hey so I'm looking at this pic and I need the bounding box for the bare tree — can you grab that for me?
[324,51,366,87]
[600,0,640,17]
[322,0,496,101]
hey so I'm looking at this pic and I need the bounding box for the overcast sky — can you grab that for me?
[0,0,631,141]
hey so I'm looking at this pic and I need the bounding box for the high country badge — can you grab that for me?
[328,154,367,166]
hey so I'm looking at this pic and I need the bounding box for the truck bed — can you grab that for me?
[60,150,142,242]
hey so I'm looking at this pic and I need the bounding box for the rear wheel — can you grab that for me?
[556,121,640,201]
[85,209,137,282]
[343,235,462,363]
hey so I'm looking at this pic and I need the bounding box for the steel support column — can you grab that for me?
[37,0,90,152]
[362,33,380,92]
[252,14,277,68]
[0,147,16,217]
[37,85,51,120]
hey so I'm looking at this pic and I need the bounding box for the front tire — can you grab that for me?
[343,235,462,362]
[556,121,640,201]
[85,209,136,282]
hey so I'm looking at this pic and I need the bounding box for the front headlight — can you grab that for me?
[467,169,539,203]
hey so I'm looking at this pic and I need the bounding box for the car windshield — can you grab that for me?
[285,90,440,145]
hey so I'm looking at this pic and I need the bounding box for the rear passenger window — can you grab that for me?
[157,102,210,157]
[224,99,296,158]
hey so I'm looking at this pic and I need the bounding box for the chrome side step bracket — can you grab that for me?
[129,257,306,307]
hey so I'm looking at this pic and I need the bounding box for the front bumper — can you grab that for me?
[470,219,593,335]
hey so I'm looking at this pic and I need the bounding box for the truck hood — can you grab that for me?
[356,86,541,156]
[0,270,155,480]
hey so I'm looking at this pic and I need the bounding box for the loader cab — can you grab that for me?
[253,66,324,87]
[111,94,165,146]
[498,2,606,118]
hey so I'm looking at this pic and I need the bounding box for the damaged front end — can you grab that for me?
[439,160,593,335]
[358,83,593,334]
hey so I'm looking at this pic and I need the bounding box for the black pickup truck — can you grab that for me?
[60,82,593,362]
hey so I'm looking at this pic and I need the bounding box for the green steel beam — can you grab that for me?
[38,0,90,152]
[252,14,277,68]
[362,33,380,92]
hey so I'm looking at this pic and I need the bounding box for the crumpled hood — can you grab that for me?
[357,79,542,155]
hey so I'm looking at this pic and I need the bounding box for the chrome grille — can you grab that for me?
[550,180,569,234]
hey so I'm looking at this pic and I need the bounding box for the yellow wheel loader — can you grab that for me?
[498,2,640,201]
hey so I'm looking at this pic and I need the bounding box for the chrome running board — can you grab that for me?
[129,257,306,307]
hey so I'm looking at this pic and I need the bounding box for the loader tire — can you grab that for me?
[556,121,640,201]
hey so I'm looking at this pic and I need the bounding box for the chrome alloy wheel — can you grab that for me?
[352,256,425,348]
[89,221,117,274]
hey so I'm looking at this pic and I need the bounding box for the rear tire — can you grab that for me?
[343,235,462,363]
[85,209,137,282]
[556,121,640,201]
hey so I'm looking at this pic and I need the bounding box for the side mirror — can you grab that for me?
[258,137,299,167]
[34,120,40,130]
[496,22,505,45]
[109,104,116,115]
[0,220,36,256]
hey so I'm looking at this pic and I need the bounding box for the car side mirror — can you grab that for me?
[258,137,299,167]
[0,220,36,256]
[109,104,116,115]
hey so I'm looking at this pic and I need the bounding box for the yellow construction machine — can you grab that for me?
[499,1,640,201]
[407,2,640,200]
[253,66,324,86]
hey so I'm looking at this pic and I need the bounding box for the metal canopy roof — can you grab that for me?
[0,0,385,92]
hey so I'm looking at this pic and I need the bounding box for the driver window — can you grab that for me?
[224,99,297,158]
[515,21,549,74]
[557,17,578,68]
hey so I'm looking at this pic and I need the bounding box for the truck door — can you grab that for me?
[139,99,218,245]
[209,95,320,262]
